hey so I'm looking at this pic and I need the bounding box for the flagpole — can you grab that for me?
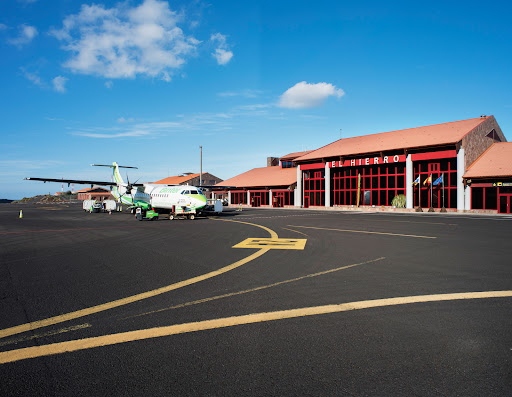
[441,173,446,212]
[428,173,434,212]
[419,175,421,209]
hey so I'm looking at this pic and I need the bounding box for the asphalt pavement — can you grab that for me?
[0,203,511,396]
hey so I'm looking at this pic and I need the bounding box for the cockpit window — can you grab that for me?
[189,190,199,195]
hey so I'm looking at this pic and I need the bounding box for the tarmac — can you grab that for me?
[0,203,511,396]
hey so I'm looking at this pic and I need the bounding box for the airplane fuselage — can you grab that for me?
[122,184,207,213]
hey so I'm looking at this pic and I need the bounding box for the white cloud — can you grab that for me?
[52,76,68,93]
[74,130,151,139]
[0,24,8,31]
[72,112,234,139]
[278,81,345,109]
[236,104,272,111]
[21,67,44,87]
[210,33,233,65]
[105,80,113,88]
[51,0,200,81]
[117,117,135,123]
[8,24,38,47]
[213,49,233,65]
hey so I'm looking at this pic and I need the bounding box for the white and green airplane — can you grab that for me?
[25,162,208,220]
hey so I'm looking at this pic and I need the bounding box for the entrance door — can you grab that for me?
[252,196,261,207]
[499,195,512,213]
[273,192,284,207]
[428,163,441,208]
[304,195,310,208]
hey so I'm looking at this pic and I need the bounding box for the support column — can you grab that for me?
[325,163,331,208]
[247,191,250,206]
[296,165,302,207]
[406,154,413,209]
[269,190,272,207]
[457,149,465,211]
[228,191,231,205]
[465,185,471,210]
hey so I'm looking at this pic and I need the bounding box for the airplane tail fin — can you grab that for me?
[91,162,138,204]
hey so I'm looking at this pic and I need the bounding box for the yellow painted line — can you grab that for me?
[233,238,307,250]
[213,218,278,239]
[126,257,385,319]
[0,219,277,339]
[1,291,510,364]
[281,227,308,237]
[287,225,436,239]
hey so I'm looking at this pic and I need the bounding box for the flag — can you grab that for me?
[423,175,432,186]
[433,174,443,186]
[412,176,420,185]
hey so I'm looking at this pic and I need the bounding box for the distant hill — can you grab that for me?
[11,195,69,204]
[0,199,13,203]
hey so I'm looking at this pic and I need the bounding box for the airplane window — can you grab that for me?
[189,190,198,194]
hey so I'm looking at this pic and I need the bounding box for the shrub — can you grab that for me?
[391,194,406,208]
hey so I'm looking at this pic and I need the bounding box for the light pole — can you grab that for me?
[199,145,203,186]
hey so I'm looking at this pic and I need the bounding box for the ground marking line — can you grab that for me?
[125,257,385,320]
[1,291,510,365]
[281,227,309,236]
[0,220,278,339]
[212,218,278,239]
[0,324,91,348]
[287,225,437,239]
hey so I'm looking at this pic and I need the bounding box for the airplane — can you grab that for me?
[25,162,208,220]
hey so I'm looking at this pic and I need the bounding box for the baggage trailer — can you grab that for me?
[168,205,198,220]
[83,200,101,213]
[202,199,223,215]
[103,200,117,212]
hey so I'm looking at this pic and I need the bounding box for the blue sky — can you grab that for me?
[1,0,511,199]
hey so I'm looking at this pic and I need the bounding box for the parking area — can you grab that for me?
[0,203,511,396]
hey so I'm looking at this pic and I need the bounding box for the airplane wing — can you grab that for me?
[24,177,143,187]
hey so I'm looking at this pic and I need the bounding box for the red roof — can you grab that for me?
[154,173,201,185]
[464,143,512,179]
[74,187,110,193]
[280,150,314,161]
[217,166,297,188]
[295,117,491,162]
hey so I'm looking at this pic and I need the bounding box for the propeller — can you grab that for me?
[117,173,140,206]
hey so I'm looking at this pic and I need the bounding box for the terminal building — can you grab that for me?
[218,115,512,213]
